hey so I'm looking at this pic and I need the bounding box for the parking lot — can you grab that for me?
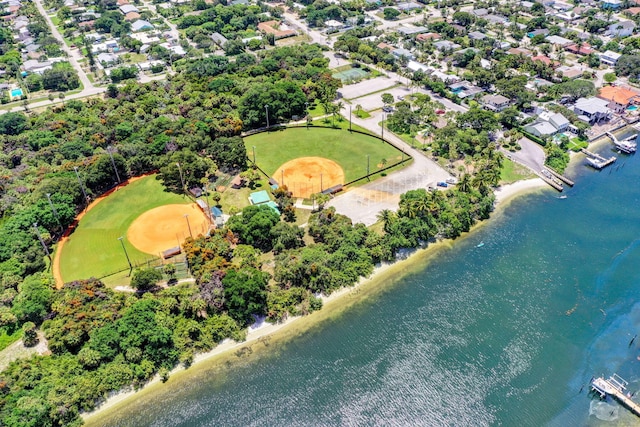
[338,76,397,100]
[351,86,414,112]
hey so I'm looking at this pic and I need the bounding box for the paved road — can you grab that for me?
[33,0,98,94]
[501,137,545,173]
[283,11,331,47]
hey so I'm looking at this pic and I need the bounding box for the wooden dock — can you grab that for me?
[581,149,617,169]
[543,167,574,187]
[591,374,640,417]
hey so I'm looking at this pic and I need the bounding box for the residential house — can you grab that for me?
[553,1,573,10]
[532,55,560,68]
[472,8,489,16]
[124,11,140,21]
[131,20,154,32]
[416,32,440,42]
[97,52,119,67]
[392,48,415,60]
[507,47,533,56]
[485,14,509,25]
[210,32,228,47]
[325,20,344,30]
[545,35,573,46]
[524,121,558,137]
[257,20,296,39]
[430,70,460,83]
[565,43,594,55]
[528,29,549,38]
[625,6,640,15]
[547,112,570,132]
[119,4,138,14]
[600,0,622,8]
[407,60,429,72]
[608,21,635,37]
[377,42,393,50]
[433,40,460,51]
[524,111,570,137]
[480,94,511,112]
[556,65,583,79]
[468,31,487,40]
[397,2,422,11]
[600,50,622,66]
[22,59,52,74]
[396,26,428,36]
[448,81,484,99]
[573,97,612,123]
[598,85,640,113]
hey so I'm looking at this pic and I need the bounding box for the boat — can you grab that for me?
[586,157,605,169]
[476,242,485,248]
[614,138,637,154]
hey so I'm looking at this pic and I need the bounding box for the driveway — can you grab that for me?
[502,137,545,173]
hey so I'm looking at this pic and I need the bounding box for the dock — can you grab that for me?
[543,167,574,187]
[591,374,640,417]
[581,149,617,169]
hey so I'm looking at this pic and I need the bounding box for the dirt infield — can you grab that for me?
[127,204,210,256]
[273,157,345,199]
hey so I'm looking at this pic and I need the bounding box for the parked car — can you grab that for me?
[436,181,448,188]
[382,106,393,112]
[446,178,457,185]
[435,109,445,115]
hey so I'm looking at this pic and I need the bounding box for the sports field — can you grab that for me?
[58,176,207,283]
[245,127,404,195]
[332,67,369,82]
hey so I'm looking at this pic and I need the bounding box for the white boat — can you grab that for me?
[614,138,637,154]
[586,157,605,169]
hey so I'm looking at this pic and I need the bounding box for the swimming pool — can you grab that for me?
[10,88,23,97]
[627,105,638,111]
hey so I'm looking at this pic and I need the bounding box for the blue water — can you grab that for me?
[10,88,23,97]
[627,106,638,111]
[93,149,640,426]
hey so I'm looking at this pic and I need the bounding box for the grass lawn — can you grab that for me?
[355,110,371,119]
[568,137,588,151]
[500,158,537,184]
[245,126,404,183]
[0,329,21,352]
[59,176,191,283]
[307,103,326,118]
[219,178,270,212]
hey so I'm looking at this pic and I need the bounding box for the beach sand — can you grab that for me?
[81,178,548,425]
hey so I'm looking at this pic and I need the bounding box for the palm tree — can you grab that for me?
[458,173,472,193]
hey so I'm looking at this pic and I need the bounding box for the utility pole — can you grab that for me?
[349,104,352,132]
[118,236,133,275]
[184,214,193,238]
[305,102,309,130]
[176,162,186,194]
[106,145,121,184]
[367,154,370,177]
[74,166,89,210]
[46,193,63,234]
[252,146,256,164]
[33,223,51,265]
[265,104,270,130]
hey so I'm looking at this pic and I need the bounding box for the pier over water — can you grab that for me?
[591,374,640,417]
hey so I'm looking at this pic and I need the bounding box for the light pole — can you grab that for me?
[118,236,133,274]
[46,193,63,233]
[184,214,193,238]
[381,113,385,141]
[252,145,256,164]
[33,223,51,264]
[265,104,270,130]
[305,102,309,130]
[367,154,370,177]
[74,166,89,209]
[349,104,352,132]
[176,162,186,194]
[106,145,121,184]
[320,173,323,192]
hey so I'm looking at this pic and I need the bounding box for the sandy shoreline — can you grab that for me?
[81,179,547,424]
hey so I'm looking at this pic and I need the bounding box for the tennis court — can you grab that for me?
[333,67,370,82]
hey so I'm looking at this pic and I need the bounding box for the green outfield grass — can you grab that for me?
[245,127,405,183]
[59,176,190,283]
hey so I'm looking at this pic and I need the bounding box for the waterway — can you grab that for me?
[94,147,640,426]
